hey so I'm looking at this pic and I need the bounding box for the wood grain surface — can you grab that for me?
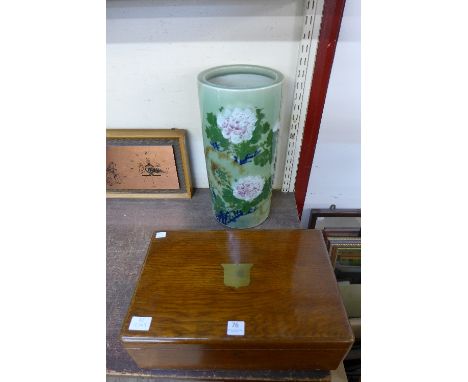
[107,190,334,381]
[121,230,353,370]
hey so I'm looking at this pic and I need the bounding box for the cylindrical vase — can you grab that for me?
[198,64,284,228]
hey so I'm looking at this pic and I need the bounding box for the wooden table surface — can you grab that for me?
[107,189,332,381]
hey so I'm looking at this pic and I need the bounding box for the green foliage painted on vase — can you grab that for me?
[202,105,277,227]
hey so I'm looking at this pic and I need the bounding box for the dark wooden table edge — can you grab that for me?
[106,369,332,381]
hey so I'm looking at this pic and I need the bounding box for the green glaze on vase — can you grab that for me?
[198,65,284,228]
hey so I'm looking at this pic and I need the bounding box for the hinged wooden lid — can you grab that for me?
[121,230,353,350]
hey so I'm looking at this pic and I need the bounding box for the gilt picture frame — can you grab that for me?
[106,129,192,199]
[329,243,361,268]
[333,244,361,284]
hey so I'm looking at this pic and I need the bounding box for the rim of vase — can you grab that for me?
[198,64,284,91]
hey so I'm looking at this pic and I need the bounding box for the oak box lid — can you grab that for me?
[121,229,353,350]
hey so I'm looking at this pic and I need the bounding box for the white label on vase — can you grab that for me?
[227,321,245,336]
[155,232,167,239]
[129,316,152,331]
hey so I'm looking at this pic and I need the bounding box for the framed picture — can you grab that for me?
[329,242,361,268]
[323,227,361,238]
[308,208,361,230]
[332,243,361,284]
[338,282,361,319]
[323,228,361,251]
[106,129,192,199]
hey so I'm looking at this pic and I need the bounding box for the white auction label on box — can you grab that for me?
[129,316,152,331]
[155,232,167,239]
[227,321,245,336]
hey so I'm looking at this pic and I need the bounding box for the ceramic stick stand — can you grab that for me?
[198,65,284,228]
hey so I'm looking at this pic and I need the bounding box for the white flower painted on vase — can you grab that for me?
[217,107,257,144]
[273,120,280,133]
[232,176,265,202]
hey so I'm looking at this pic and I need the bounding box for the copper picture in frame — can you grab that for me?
[106,129,192,199]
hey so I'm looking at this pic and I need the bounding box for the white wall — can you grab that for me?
[301,0,361,227]
[107,0,306,188]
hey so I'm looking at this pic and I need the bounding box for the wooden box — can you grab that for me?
[121,230,353,370]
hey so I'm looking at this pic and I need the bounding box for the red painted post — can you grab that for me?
[294,0,346,218]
